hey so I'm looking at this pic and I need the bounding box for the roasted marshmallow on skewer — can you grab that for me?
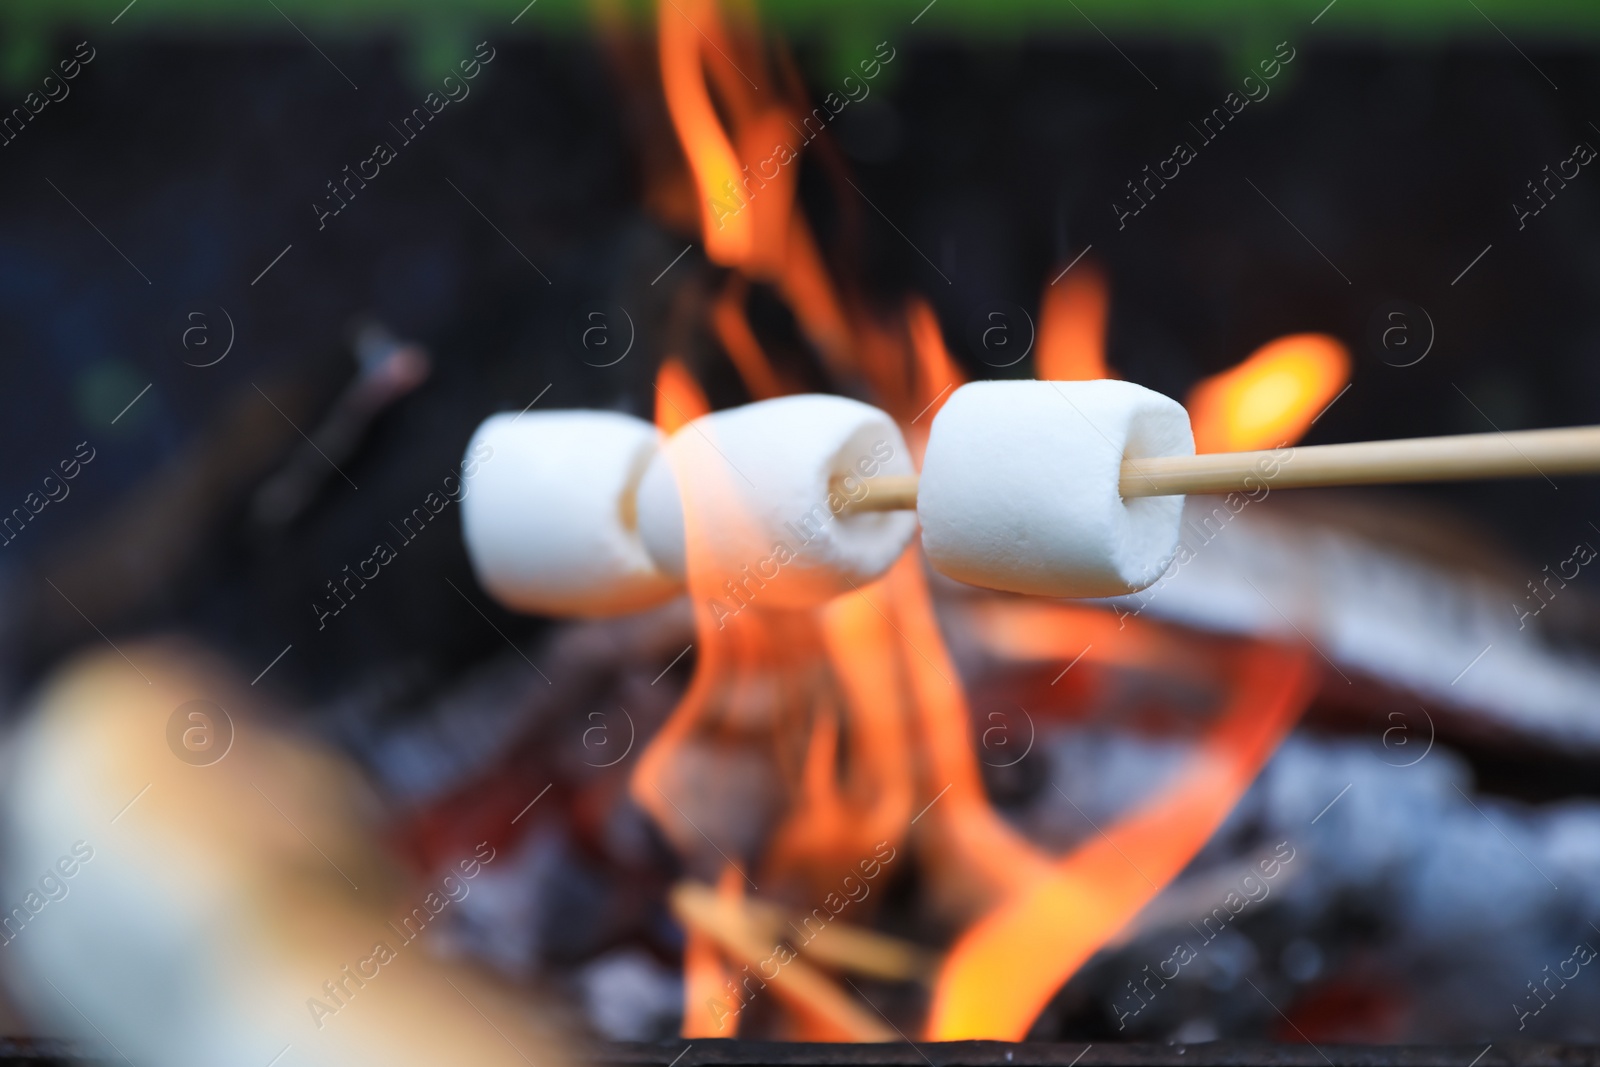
[463,381,1600,614]
[458,385,1193,614]
[917,379,1193,598]
[636,394,918,608]
[459,396,917,617]
[460,410,682,617]
[862,379,1600,599]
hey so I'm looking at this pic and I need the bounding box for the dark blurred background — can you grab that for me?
[3,5,1599,712]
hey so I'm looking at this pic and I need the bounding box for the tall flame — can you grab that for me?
[658,0,755,269]
[636,0,1338,1042]
[711,278,786,400]
[905,298,965,435]
[765,579,915,885]
[682,867,742,1036]
[655,356,712,433]
[927,644,1316,1039]
[1036,262,1110,381]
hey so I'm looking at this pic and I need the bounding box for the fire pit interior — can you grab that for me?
[1,1,1600,1063]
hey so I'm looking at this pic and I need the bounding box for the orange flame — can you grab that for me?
[1036,262,1111,381]
[655,356,712,434]
[904,298,966,437]
[764,579,914,886]
[711,277,786,400]
[655,0,853,372]
[682,867,741,1036]
[658,0,755,269]
[886,553,1052,916]
[775,215,853,374]
[637,0,1333,1042]
[1187,333,1350,453]
[926,644,1316,1039]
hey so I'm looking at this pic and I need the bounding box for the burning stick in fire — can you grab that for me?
[673,880,938,985]
[669,880,897,1040]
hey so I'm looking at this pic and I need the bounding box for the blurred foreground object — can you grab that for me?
[0,642,571,1067]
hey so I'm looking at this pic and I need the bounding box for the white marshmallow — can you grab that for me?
[460,410,681,617]
[636,395,917,609]
[918,379,1194,598]
[0,644,575,1067]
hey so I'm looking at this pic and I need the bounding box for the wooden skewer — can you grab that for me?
[841,425,1600,512]
[701,883,939,984]
[669,882,896,1041]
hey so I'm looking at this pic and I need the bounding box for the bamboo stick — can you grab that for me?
[721,887,939,985]
[669,882,896,1041]
[840,425,1600,511]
